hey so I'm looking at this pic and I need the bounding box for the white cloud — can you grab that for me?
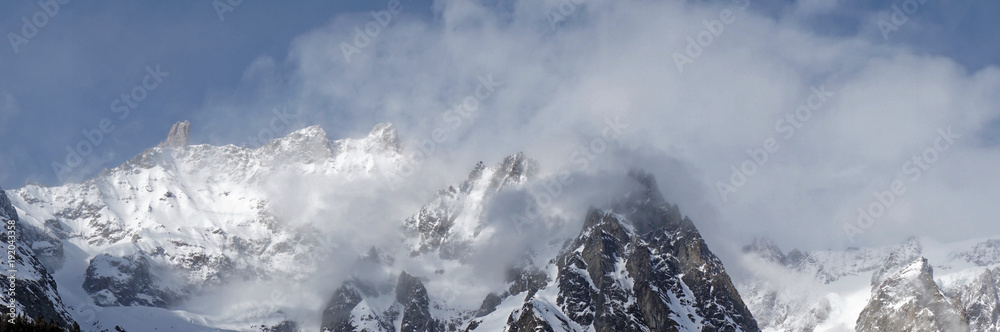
[211,0,1000,255]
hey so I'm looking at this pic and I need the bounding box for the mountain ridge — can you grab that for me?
[4,120,759,331]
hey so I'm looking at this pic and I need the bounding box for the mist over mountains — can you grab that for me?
[2,122,756,331]
[2,0,1000,331]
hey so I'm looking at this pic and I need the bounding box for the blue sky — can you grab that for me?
[0,0,436,188]
[0,0,998,189]
[2,0,1000,250]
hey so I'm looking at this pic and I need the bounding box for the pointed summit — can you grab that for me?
[366,122,400,152]
[278,125,329,147]
[486,152,538,191]
[160,120,190,148]
[858,257,970,331]
[872,236,924,286]
[743,238,787,264]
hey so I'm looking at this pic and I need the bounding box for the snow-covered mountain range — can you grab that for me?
[8,120,996,331]
[4,121,409,331]
[322,165,759,331]
[740,234,1000,331]
[2,121,760,331]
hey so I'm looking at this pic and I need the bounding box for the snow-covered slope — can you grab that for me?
[6,120,760,331]
[0,185,75,328]
[740,235,1000,331]
[403,153,537,260]
[954,267,1000,331]
[856,257,968,331]
[5,121,408,331]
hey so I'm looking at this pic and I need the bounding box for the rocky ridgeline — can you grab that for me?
[326,165,759,331]
[742,235,1000,331]
[6,120,761,331]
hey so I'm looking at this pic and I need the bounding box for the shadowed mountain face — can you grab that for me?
[324,166,759,331]
[0,186,76,328]
[857,258,969,332]
[536,171,757,332]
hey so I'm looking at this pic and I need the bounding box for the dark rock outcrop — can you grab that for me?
[397,272,443,332]
[321,283,373,332]
[330,163,758,332]
[0,187,76,328]
[321,272,444,332]
[83,253,179,307]
[497,171,758,331]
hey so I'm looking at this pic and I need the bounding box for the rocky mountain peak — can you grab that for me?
[625,169,666,203]
[294,124,327,138]
[547,190,758,331]
[264,125,330,152]
[872,236,924,286]
[609,171,687,236]
[160,120,190,148]
[404,152,542,259]
[957,267,1000,331]
[857,257,969,331]
[367,122,400,152]
[486,152,538,192]
[899,257,933,279]
[395,271,443,332]
[743,238,787,264]
[395,271,426,305]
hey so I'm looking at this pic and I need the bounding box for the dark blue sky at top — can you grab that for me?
[0,0,435,188]
[0,0,997,189]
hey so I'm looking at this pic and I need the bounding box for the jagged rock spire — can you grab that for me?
[743,238,787,264]
[160,120,190,148]
[366,122,400,152]
[857,257,969,331]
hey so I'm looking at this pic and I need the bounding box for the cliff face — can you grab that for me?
[857,257,969,331]
[160,120,190,148]
[5,122,763,331]
[534,172,757,332]
[0,186,76,328]
[325,168,759,332]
